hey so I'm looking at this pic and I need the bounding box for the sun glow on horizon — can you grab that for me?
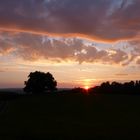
[82,79,94,90]
[84,85,90,90]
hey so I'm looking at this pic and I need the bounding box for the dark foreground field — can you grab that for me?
[0,92,140,140]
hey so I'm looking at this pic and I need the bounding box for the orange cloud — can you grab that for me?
[0,33,130,65]
[0,27,118,43]
[0,0,140,66]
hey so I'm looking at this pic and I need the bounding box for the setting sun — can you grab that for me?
[84,86,90,90]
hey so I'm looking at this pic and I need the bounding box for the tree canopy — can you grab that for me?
[24,71,57,94]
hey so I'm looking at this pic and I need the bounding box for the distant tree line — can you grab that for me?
[88,81,140,95]
[23,71,140,95]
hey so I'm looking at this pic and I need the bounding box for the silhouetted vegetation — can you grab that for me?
[24,71,57,94]
[1,79,140,139]
[89,81,140,95]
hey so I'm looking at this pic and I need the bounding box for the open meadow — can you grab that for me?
[0,92,140,140]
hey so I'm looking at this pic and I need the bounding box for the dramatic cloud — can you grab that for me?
[0,0,140,65]
[0,33,132,65]
[0,0,140,41]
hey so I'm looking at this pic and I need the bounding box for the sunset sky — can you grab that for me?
[0,0,140,88]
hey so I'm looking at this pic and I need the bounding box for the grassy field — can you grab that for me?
[0,92,140,139]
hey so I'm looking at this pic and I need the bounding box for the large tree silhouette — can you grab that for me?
[24,71,57,94]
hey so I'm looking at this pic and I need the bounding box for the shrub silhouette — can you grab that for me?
[24,71,57,94]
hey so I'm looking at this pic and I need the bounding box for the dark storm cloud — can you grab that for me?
[0,0,139,41]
